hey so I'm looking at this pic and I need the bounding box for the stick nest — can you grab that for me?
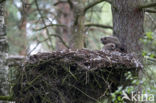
[12,49,143,103]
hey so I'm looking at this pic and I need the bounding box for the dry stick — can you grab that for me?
[25,69,50,91]
[69,84,99,102]
[30,85,51,103]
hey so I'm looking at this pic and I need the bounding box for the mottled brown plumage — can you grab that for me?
[102,43,116,51]
[101,36,126,52]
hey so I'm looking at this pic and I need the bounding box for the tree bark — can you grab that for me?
[55,2,74,50]
[19,17,27,56]
[112,0,144,58]
[0,1,8,97]
[70,4,85,49]
[18,0,31,56]
[112,1,144,103]
[55,0,85,50]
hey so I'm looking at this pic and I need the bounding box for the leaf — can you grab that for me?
[146,32,153,40]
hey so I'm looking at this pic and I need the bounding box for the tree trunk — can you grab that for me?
[112,0,144,58]
[55,1,85,50]
[112,1,144,103]
[70,6,85,49]
[0,1,8,97]
[18,0,30,56]
[19,17,27,56]
[55,2,74,50]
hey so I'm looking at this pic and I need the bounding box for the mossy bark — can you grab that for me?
[0,1,9,97]
[112,0,144,57]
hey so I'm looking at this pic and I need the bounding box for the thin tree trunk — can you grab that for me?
[55,1,85,50]
[18,0,30,56]
[19,17,27,56]
[55,2,74,50]
[0,1,8,97]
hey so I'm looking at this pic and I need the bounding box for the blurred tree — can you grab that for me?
[14,0,32,55]
[0,0,8,99]
[54,0,86,50]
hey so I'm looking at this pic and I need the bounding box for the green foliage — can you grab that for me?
[110,68,156,103]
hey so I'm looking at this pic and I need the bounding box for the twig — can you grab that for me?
[34,24,65,31]
[145,9,156,13]
[85,23,113,29]
[34,0,53,48]
[139,2,156,9]
[27,34,69,55]
[69,84,99,102]
[53,1,67,6]
[50,34,69,49]
[84,0,112,13]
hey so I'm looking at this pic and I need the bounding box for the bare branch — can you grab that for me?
[145,9,156,13]
[84,0,112,13]
[33,24,66,31]
[34,0,53,48]
[27,34,69,56]
[54,0,73,8]
[85,23,113,29]
[139,2,156,9]
[54,1,67,6]
[50,34,69,49]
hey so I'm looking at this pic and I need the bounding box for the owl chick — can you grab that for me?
[101,36,121,47]
[102,43,116,51]
[101,36,126,52]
